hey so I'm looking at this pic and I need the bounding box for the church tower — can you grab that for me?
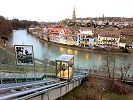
[72,7,76,20]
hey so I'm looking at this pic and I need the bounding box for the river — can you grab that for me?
[9,30,133,70]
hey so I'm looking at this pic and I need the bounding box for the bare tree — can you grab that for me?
[106,55,111,79]
[120,64,131,81]
[112,54,116,81]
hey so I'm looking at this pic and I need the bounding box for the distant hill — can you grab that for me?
[0,16,13,37]
[10,19,39,30]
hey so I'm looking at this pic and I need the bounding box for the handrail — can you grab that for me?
[0,81,66,100]
[0,75,85,100]
[0,80,58,92]
[17,76,84,100]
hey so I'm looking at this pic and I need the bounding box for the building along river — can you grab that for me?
[9,30,133,72]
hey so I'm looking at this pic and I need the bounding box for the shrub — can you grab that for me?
[108,81,130,95]
[74,76,102,100]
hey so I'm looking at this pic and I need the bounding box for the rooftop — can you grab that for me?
[47,27,71,34]
[99,30,120,38]
[56,54,74,62]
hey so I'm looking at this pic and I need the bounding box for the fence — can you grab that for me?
[0,46,91,83]
[0,46,56,83]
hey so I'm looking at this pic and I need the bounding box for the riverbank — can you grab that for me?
[27,28,133,55]
[8,29,133,69]
[37,36,133,56]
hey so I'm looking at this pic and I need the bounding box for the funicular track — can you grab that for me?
[0,80,59,99]
[0,75,85,100]
[0,46,87,100]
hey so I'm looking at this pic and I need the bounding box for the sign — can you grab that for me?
[14,45,34,66]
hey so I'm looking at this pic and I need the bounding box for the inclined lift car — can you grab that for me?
[55,54,74,81]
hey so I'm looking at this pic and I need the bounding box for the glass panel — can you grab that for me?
[61,62,68,79]
[70,58,74,67]
[56,61,69,79]
[56,61,61,77]
[69,66,73,78]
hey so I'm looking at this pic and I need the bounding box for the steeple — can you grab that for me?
[72,7,76,20]
[103,14,104,18]
[102,14,105,21]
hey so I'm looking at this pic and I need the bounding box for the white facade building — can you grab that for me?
[98,31,120,47]
[77,29,96,48]
[48,28,70,44]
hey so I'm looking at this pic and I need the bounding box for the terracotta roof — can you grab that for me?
[99,30,120,38]
[80,27,94,31]
[77,17,133,22]
[119,28,133,36]
[49,28,62,34]
[47,27,71,35]
[93,28,118,37]
[126,18,133,22]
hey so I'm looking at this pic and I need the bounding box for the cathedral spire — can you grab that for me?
[72,7,76,20]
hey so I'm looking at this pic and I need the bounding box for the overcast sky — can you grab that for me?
[0,0,133,22]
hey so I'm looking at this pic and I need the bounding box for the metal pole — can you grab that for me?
[5,43,9,65]
[0,73,2,84]
[15,75,17,83]
[26,69,28,82]
[34,62,36,81]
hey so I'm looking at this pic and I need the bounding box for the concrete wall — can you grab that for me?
[30,79,81,100]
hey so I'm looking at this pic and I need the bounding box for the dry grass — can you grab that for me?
[0,39,4,46]
[61,75,133,100]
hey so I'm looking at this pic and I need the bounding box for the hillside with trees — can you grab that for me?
[10,19,39,30]
[0,16,13,37]
[0,15,39,37]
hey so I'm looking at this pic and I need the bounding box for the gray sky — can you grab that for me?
[0,0,132,22]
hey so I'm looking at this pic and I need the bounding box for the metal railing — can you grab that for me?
[0,46,89,84]
[0,75,85,100]
[0,46,56,83]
